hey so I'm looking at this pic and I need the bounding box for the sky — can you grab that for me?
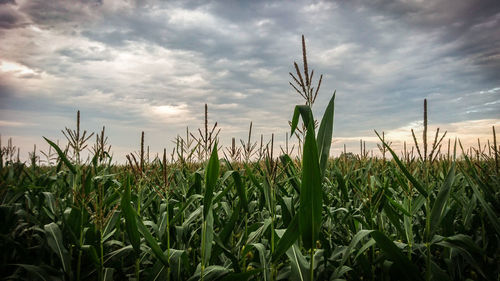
[1,0,499,163]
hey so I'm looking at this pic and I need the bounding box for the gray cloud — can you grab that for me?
[0,0,16,5]
[0,0,498,161]
[0,4,25,29]
[343,0,500,82]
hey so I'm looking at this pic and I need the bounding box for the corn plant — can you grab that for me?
[0,36,499,281]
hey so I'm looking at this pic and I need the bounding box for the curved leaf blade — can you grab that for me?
[43,137,76,174]
[272,214,299,262]
[137,218,169,267]
[317,92,335,178]
[291,105,314,137]
[374,131,427,197]
[204,144,220,219]
[121,175,141,256]
[299,120,322,250]
[429,163,455,237]
[370,230,422,281]
[44,222,71,273]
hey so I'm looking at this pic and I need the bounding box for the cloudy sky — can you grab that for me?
[1,0,499,162]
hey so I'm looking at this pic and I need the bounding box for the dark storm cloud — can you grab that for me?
[343,0,500,83]
[0,0,15,5]
[18,0,102,28]
[0,5,24,29]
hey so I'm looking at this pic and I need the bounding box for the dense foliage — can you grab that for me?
[1,100,499,281]
[1,36,499,281]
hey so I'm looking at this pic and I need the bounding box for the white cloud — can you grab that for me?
[0,60,39,78]
[0,120,35,127]
[151,104,191,121]
[168,8,217,28]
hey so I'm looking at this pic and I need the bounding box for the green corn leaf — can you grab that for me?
[246,218,272,245]
[212,234,240,273]
[334,167,348,202]
[102,211,120,242]
[316,91,335,178]
[430,261,452,281]
[251,243,270,281]
[213,182,232,205]
[188,171,203,196]
[43,137,76,174]
[81,244,99,267]
[383,204,406,238]
[370,230,422,281]
[245,163,264,193]
[188,265,229,281]
[222,170,248,213]
[261,176,273,212]
[354,238,376,260]
[280,154,301,194]
[121,175,141,256]
[339,229,373,269]
[441,234,482,255]
[202,208,214,266]
[429,163,455,237]
[299,119,322,250]
[291,105,314,137]
[13,264,51,281]
[467,177,500,236]
[437,234,486,278]
[42,192,56,215]
[374,130,427,197]
[276,194,292,226]
[103,268,114,281]
[459,140,495,198]
[171,194,203,225]
[137,217,169,267]
[286,243,310,281]
[204,144,220,219]
[411,195,426,215]
[64,207,83,243]
[103,245,133,265]
[403,213,414,249]
[169,249,190,281]
[385,195,411,217]
[44,222,71,273]
[143,220,159,237]
[272,214,299,262]
[158,211,168,240]
[219,201,241,244]
[232,171,248,212]
[219,270,261,281]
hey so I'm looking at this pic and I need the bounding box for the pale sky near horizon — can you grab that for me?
[1,0,499,163]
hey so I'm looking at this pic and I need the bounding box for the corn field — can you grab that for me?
[1,37,499,281]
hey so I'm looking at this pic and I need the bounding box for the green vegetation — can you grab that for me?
[0,36,499,280]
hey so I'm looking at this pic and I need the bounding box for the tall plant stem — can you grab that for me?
[163,149,171,281]
[135,258,140,281]
[75,169,83,281]
[493,126,498,175]
[310,247,315,281]
[425,198,431,281]
[99,230,104,281]
[166,197,171,281]
[407,196,413,261]
[136,184,142,281]
[76,207,84,281]
[200,214,206,281]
